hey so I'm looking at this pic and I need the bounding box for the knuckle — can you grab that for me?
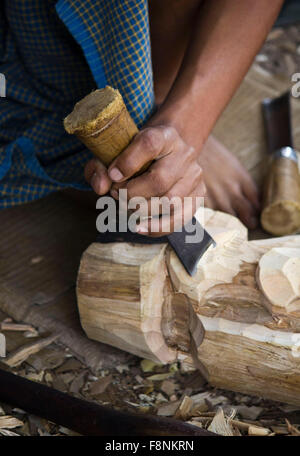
[187,146,197,159]
[125,184,136,200]
[120,155,136,174]
[162,125,178,141]
[149,169,168,194]
[195,182,206,197]
[231,183,242,196]
[164,189,176,201]
[138,128,163,154]
[194,164,203,179]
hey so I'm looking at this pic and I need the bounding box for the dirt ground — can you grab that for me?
[1,24,300,437]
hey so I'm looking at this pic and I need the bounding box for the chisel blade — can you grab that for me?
[167,217,216,276]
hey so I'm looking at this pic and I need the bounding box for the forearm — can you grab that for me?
[149,0,284,149]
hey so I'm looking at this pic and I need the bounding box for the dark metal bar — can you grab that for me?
[262,91,293,154]
[0,369,215,436]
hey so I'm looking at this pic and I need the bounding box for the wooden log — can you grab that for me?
[77,208,300,406]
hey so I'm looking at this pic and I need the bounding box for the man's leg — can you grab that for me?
[149,0,260,229]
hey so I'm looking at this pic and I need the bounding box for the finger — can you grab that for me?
[241,173,261,211]
[121,162,203,218]
[85,158,112,195]
[113,144,196,202]
[107,126,181,182]
[234,195,258,230]
[204,194,216,210]
[211,188,237,217]
[84,158,99,183]
[136,183,206,237]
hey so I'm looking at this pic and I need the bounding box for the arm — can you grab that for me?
[86,0,284,235]
[148,0,284,148]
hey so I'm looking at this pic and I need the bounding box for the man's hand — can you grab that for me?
[199,136,260,229]
[84,125,206,236]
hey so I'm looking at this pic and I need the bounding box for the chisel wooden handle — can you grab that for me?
[261,155,300,235]
[64,86,139,166]
[261,93,300,236]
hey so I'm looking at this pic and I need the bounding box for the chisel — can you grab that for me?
[64,86,215,275]
[261,91,300,236]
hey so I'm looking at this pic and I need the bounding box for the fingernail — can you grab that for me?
[109,167,124,181]
[110,189,119,200]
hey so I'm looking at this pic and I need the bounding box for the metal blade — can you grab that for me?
[262,91,293,153]
[167,217,216,276]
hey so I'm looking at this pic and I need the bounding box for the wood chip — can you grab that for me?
[60,373,75,384]
[44,373,53,383]
[174,396,193,420]
[135,375,144,384]
[187,420,203,429]
[230,419,252,431]
[55,357,83,373]
[25,371,44,382]
[69,370,87,394]
[271,425,289,435]
[190,392,227,413]
[24,329,39,338]
[115,364,129,373]
[89,375,112,396]
[157,400,181,417]
[140,359,162,373]
[284,53,297,76]
[0,333,5,357]
[52,375,68,393]
[256,54,268,63]
[27,349,65,371]
[0,429,20,436]
[0,416,23,430]
[3,335,58,367]
[59,426,81,436]
[160,380,176,397]
[248,425,271,436]
[155,393,168,404]
[147,373,172,381]
[0,322,36,333]
[235,405,263,421]
[27,415,49,436]
[138,393,153,404]
[279,41,297,54]
[285,419,300,436]
[267,28,284,41]
[208,408,235,436]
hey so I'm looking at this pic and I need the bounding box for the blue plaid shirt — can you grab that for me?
[0,0,155,208]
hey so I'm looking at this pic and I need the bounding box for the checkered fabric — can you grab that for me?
[0,0,154,208]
